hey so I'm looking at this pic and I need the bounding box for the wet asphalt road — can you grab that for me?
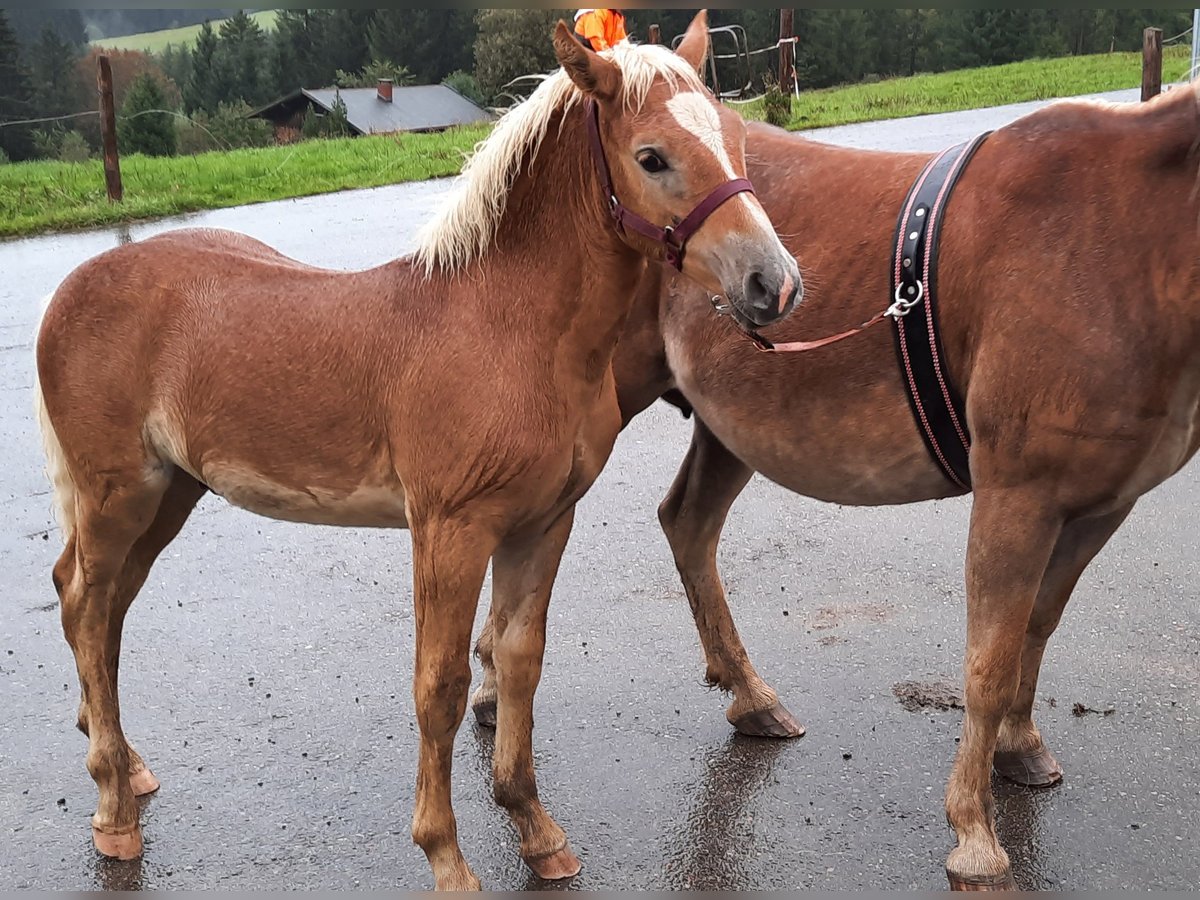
[2,92,1198,891]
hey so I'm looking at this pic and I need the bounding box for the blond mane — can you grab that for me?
[415,42,703,276]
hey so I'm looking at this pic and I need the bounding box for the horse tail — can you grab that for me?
[33,293,77,543]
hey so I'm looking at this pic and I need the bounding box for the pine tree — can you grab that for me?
[793,9,871,89]
[216,9,268,105]
[184,21,220,113]
[271,9,337,91]
[323,10,374,80]
[118,72,176,156]
[6,10,86,51]
[0,11,36,161]
[948,10,1046,68]
[30,24,84,119]
[159,43,193,99]
[367,9,476,85]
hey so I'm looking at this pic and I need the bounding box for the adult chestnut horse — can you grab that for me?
[33,14,801,891]
[476,85,1200,889]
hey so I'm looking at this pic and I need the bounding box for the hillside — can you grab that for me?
[90,10,278,53]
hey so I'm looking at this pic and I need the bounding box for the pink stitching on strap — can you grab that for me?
[922,151,972,453]
[897,311,969,491]
[894,147,952,289]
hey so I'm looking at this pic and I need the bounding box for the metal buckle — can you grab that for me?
[887,281,924,319]
[710,294,731,315]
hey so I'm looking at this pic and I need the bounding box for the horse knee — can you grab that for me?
[414,663,473,736]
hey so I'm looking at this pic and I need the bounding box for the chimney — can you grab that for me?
[377,78,393,103]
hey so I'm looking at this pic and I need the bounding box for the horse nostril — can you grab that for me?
[744,271,772,310]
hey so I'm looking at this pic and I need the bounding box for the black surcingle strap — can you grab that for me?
[890,132,991,492]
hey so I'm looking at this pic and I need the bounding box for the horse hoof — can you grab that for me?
[732,703,806,739]
[525,844,582,881]
[472,698,497,729]
[947,869,1017,891]
[129,767,160,797]
[994,747,1063,789]
[92,824,143,860]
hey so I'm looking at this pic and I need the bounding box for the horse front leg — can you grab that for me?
[409,515,497,891]
[945,488,1061,891]
[658,419,804,739]
[993,504,1134,788]
[489,510,581,881]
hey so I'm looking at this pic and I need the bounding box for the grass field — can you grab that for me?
[0,125,489,239]
[1,47,1194,239]
[90,10,278,53]
[750,44,1193,130]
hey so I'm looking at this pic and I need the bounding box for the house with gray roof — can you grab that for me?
[251,80,493,140]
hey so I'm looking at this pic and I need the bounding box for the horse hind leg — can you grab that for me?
[945,487,1062,891]
[66,473,208,797]
[658,419,803,739]
[993,504,1134,789]
[470,616,498,728]
[56,468,206,858]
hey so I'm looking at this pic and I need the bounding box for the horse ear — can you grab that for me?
[675,10,710,74]
[553,20,620,102]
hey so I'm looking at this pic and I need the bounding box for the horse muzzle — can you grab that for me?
[725,256,803,329]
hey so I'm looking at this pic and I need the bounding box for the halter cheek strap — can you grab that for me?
[585,98,755,271]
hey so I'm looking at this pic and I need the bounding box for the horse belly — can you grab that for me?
[202,461,409,529]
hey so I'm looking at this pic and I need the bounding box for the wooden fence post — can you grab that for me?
[1142,26,1163,101]
[648,23,662,45]
[96,55,122,203]
[779,8,796,100]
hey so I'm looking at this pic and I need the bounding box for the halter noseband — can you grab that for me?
[585,98,755,271]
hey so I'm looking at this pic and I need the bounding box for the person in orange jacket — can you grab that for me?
[573,9,629,52]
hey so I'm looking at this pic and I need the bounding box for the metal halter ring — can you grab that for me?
[888,280,925,319]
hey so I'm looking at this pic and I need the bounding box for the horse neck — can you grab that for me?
[480,103,646,380]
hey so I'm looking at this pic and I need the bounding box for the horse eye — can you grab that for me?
[638,151,669,174]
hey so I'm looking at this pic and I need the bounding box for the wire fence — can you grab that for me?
[1162,25,1194,46]
[0,107,249,154]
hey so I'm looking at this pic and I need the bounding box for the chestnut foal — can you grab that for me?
[34,14,800,890]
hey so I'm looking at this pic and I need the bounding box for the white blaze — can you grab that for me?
[666,90,778,235]
[666,91,738,179]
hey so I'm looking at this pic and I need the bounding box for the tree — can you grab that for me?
[301,93,349,139]
[177,99,272,154]
[118,71,176,156]
[6,10,86,52]
[322,10,374,81]
[30,24,85,120]
[473,9,566,101]
[272,9,329,92]
[0,11,36,161]
[216,10,269,105]
[184,21,223,114]
[159,43,193,99]
[793,9,872,89]
[334,59,414,90]
[937,9,1049,69]
[367,9,477,85]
